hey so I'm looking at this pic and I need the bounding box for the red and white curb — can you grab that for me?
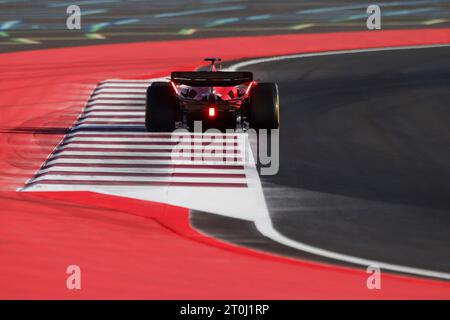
[20,79,268,221]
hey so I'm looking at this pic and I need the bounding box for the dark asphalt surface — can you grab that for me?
[1,0,450,53]
[194,46,450,275]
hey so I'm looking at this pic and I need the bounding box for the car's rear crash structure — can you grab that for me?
[145,58,279,132]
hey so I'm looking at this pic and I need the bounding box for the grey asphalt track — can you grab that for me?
[193,46,450,275]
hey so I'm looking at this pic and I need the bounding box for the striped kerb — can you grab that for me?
[23,79,249,189]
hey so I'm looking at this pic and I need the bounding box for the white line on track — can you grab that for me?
[85,105,145,109]
[96,84,151,89]
[57,143,240,151]
[227,43,450,71]
[100,79,154,83]
[43,158,246,166]
[78,117,143,121]
[87,100,145,105]
[31,175,247,184]
[51,151,241,158]
[90,94,146,99]
[66,131,241,142]
[73,123,144,127]
[63,137,237,144]
[94,88,148,93]
[228,43,450,280]
[36,166,246,175]
[83,110,144,114]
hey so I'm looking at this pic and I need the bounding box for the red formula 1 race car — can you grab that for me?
[145,58,279,132]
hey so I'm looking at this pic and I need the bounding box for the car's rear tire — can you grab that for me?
[248,82,279,130]
[145,82,177,132]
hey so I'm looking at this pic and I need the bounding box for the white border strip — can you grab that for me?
[227,43,450,71]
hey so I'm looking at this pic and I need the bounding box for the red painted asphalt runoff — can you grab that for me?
[1,29,450,299]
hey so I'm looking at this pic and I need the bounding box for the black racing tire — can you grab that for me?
[145,82,177,132]
[249,82,279,130]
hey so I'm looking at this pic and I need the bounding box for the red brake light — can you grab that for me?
[170,81,179,95]
[208,107,216,118]
[245,81,255,96]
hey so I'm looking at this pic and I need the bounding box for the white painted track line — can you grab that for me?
[36,166,246,175]
[94,88,149,93]
[87,100,145,105]
[43,158,246,166]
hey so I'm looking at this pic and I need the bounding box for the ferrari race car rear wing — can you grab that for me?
[171,71,253,86]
